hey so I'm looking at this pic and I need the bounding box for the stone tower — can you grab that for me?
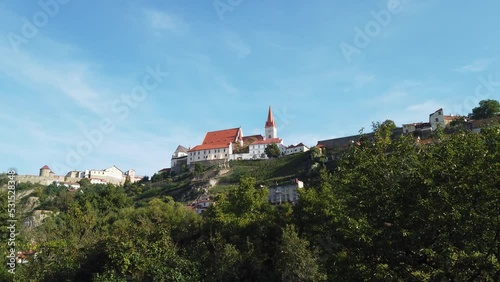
[265,106,277,139]
[39,165,51,177]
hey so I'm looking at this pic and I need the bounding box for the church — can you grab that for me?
[180,106,288,167]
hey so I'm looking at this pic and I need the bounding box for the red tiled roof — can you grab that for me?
[40,165,51,170]
[443,115,456,121]
[189,128,241,152]
[287,143,306,149]
[251,138,282,145]
[265,106,276,128]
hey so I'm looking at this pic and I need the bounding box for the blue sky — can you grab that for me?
[1,0,499,176]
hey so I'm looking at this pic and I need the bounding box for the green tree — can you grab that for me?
[297,126,500,280]
[78,178,91,188]
[450,116,468,127]
[471,99,500,120]
[202,177,282,281]
[194,163,205,176]
[150,173,161,183]
[265,143,281,158]
[0,173,8,187]
[275,225,326,282]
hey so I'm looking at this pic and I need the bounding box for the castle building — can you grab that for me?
[39,165,52,178]
[17,165,139,186]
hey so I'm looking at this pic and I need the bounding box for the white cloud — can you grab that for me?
[144,9,189,33]
[380,90,407,103]
[224,33,252,58]
[406,100,441,113]
[454,58,495,73]
[363,79,419,107]
[217,76,238,94]
[0,44,105,115]
[354,74,376,87]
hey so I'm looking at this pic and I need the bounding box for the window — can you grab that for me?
[198,157,200,160]
[435,118,439,122]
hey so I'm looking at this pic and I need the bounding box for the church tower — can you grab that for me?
[265,106,277,139]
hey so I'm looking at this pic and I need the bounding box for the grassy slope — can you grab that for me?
[215,152,310,189]
[136,152,311,203]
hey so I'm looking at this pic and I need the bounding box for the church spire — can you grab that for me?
[265,106,276,128]
[265,106,277,139]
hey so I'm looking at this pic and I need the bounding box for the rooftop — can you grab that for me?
[189,128,242,151]
[251,138,283,145]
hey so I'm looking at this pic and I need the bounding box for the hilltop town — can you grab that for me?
[16,165,143,189]
[3,101,500,281]
[14,102,500,192]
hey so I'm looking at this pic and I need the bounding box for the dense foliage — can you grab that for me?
[2,125,500,281]
[471,99,500,120]
[265,143,281,158]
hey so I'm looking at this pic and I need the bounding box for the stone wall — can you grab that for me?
[16,175,62,185]
[317,128,404,150]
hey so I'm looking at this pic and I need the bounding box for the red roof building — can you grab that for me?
[285,143,309,155]
[187,128,243,165]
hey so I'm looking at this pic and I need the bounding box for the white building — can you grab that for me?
[171,145,189,173]
[247,106,287,159]
[179,106,309,164]
[249,138,286,159]
[403,108,456,134]
[285,143,309,155]
[268,179,304,205]
[85,166,124,185]
[429,108,455,130]
[187,128,243,165]
[90,178,108,185]
[124,169,142,183]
